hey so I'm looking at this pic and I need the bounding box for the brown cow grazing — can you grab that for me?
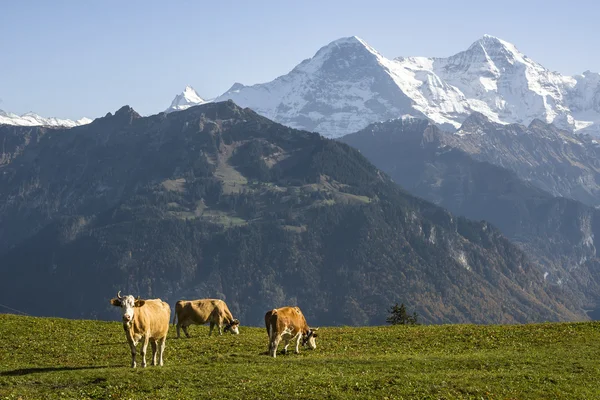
[172,299,240,338]
[265,306,318,358]
[110,291,171,368]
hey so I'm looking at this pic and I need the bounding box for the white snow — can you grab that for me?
[0,109,91,128]
[200,35,600,138]
[165,85,207,112]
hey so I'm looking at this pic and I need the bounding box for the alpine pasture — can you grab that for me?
[1,314,600,399]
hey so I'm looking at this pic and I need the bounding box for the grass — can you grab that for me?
[1,314,600,399]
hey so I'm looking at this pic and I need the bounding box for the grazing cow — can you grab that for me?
[172,299,240,338]
[265,306,318,358]
[110,291,171,368]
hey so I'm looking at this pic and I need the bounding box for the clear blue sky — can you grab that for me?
[1,0,598,120]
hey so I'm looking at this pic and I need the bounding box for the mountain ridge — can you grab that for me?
[197,35,600,137]
[0,101,580,325]
[341,117,600,312]
[0,109,91,128]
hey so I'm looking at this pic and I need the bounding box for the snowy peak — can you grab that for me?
[467,34,525,61]
[0,109,91,128]
[205,35,600,137]
[166,85,207,112]
[310,35,380,58]
[316,35,381,58]
[439,35,533,81]
[214,35,423,137]
[182,85,204,103]
[290,35,384,77]
[395,35,600,135]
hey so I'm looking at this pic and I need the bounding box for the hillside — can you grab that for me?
[0,101,582,325]
[1,314,600,399]
[341,118,600,312]
[446,113,600,208]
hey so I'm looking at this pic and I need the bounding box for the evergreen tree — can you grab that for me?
[386,303,419,325]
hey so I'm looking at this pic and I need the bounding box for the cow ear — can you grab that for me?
[313,327,319,331]
[110,298,121,307]
[233,319,240,324]
[134,299,146,307]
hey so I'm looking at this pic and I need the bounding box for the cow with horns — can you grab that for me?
[110,291,171,368]
[264,306,318,358]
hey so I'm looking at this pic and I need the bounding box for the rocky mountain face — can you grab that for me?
[0,101,581,325]
[207,35,600,138]
[444,113,600,207]
[341,118,600,311]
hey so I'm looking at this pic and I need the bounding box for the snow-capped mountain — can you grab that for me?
[213,36,421,137]
[166,85,207,112]
[0,109,92,128]
[211,35,600,138]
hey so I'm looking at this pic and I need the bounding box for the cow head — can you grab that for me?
[110,291,145,325]
[223,319,240,334]
[302,328,319,349]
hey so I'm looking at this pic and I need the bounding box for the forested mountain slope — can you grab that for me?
[0,101,581,325]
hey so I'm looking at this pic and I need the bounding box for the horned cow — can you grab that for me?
[265,306,318,358]
[110,291,171,368]
[172,298,240,338]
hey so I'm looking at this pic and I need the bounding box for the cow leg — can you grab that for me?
[283,339,290,355]
[158,336,166,366]
[176,323,181,339]
[209,322,215,336]
[128,340,137,368]
[270,335,281,358]
[294,334,302,354]
[182,324,191,338]
[267,332,274,353]
[140,336,149,368]
[150,340,157,366]
[218,316,224,335]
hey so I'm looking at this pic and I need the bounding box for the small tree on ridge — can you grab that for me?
[386,303,419,325]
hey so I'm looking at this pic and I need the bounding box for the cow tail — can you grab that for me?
[269,309,278,341]
[172,301,183,326]
[172,309,178,326]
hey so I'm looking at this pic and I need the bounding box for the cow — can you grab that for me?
[172,298,240,338]
[110,291,171,368]
[264,306,318,358]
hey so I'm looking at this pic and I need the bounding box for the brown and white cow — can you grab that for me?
[172,298,240,338]
[110,291,171,368]
[264,306,318,358]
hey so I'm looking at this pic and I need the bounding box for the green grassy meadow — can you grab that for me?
[1,314,600,399]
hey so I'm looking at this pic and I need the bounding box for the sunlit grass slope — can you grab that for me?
[1,314,600,399]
